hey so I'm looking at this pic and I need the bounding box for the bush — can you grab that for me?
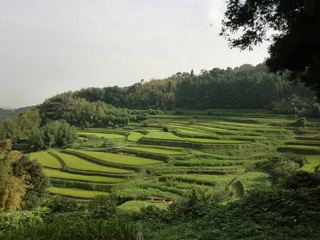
[0,217,138,240]
[174,111,184,115]
[142,121,149,127]
[162,127,169,132]
[188,119,196,125]
[88,195,117,220]
[294,117,309,127]
[0,209,44,231]
[41,195,78,213]
[28,120,78,150]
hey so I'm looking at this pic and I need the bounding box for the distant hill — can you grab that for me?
[0,106,15,110]
[0,106,32,121]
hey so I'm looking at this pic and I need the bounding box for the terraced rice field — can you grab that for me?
[279,144,320,154]
[43,168,125,183]
[118,200,170,212]
[79,132,126,139]
[68,149,163,166]
[143,130,184,140]
[52,152,132,173]
[47,187,109,199]
[127,132,145,141]
[300,155,320,172]
[29,152,62,169]
[36,109,320,203]
[122,146,188,156]
[160,174,236,186]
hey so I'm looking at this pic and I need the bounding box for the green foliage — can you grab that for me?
[0,107,31,122]
[53,64,320,112]
[221,0,320,98]
[0,217,138,240]
[0,209,44,232]
[88,195,117,220]
[294,117,309,127]
[0,109,41,143]
[280,171,320,189]
[167,187,227,222]
[140,186,320,240]
[271,161,300,180]
[0,150,50,210]
[41,195,78,213]
[29,120,78,150]
[263,153,304,178]
[38,92,130,128]
[12,155,51,209]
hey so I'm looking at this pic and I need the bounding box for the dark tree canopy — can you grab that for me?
[221,0,320,97]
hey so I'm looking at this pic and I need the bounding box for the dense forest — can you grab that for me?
[73,64,319,116]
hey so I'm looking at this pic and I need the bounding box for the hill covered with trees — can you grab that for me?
[73,63,320,116]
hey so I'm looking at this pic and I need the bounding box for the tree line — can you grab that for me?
[73,64,320,117]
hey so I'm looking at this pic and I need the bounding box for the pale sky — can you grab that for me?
[0,0,269,108]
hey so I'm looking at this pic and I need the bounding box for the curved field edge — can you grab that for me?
[29,151,62,169]
[52,151,133,174]
[43,168,125,184]
[64,149,163,167]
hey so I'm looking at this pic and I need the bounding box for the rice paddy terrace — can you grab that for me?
[29,109,320,209]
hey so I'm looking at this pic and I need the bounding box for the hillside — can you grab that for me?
[0,64,319,239]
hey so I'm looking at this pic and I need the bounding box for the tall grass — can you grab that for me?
[0,217,138,240]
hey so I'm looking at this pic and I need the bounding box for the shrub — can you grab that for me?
[188,119,196,125]
[142,121,149,127]
[0,209,44,231]
[41,195,78,213]
[294,117,309,127]
[88,195,117,220]
[162,127,169,132]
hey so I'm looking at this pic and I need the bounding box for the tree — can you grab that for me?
[0,142,50,210]
[88,195,117,220]
[28,120,78,151]
[12,156,51,209]
[220,0,320,97]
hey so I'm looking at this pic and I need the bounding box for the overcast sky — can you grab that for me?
[0,0,269,108]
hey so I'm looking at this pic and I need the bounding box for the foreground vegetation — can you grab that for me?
[0,172,319,239]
